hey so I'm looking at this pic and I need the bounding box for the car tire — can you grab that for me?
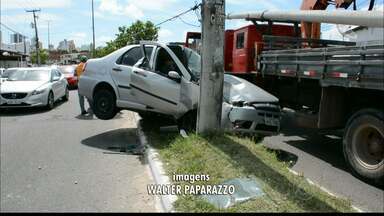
[343,109,384,183]
[62,86,69,101]
[46,91,54,110]
[93,89,117,120]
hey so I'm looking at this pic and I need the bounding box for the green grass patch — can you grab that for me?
[147,131,354,213]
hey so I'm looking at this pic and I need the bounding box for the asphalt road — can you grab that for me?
[0,90,157,212]
[263,110,384,212]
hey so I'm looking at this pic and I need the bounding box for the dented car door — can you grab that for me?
[129,44,181,115]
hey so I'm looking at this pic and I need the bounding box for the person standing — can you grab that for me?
[76,56,91,115]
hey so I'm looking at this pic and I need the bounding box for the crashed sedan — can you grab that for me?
[78,41,280,134]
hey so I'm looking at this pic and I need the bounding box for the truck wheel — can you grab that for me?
[93,89,117,120]
[343,109,384,182]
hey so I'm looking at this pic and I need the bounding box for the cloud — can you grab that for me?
[3,13,61,25]
[96,35,114,46]
[97,0,181,20]
[227,0,280,10]
[158,28,174,43]
[98,0,144,19]
[3,0,73,10]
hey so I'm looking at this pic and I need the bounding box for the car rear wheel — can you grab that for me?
[343,109,384,183]
[46,91,54,110]
[93,89,117,120]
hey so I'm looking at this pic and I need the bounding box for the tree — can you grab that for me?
[30,49,49,65]
[95,20,159,58]
[114,20,159,48]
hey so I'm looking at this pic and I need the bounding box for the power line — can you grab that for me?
[155,3,201,27]
[0,22,28,38]
[178,17,200,27]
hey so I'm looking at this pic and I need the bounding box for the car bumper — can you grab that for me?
[222,103,281,135]
[0,92,48,108]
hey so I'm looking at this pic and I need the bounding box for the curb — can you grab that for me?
[135,114,178,213]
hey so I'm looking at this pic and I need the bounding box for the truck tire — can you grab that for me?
[93,89,117,120]
[343,109,384,182]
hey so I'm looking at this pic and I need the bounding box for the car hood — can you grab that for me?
[0,81,48,93]
[223,74,278,104]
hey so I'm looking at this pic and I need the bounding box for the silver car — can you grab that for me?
[79,42,280,134]
[0,67,69,109]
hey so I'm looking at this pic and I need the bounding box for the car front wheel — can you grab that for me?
[93,89,117,120]
[62,86,69,101]
[46,91,54,110]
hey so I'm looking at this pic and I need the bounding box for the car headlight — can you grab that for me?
[32,88,46,95]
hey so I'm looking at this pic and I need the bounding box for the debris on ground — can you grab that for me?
[180,129,189,138]
[201,178,264,209]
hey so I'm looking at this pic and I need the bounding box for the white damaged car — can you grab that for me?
[79,42,281,134]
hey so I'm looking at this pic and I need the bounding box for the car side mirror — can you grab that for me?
[168,71,181,81]
[53,76,60,82]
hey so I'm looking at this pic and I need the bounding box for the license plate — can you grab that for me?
[7,100,21,105]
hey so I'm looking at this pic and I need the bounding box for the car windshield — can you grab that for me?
[7,69,51,82]
[2,69,17,78]
[184,47,201,79]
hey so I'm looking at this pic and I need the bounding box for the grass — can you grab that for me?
[146,129,355,213]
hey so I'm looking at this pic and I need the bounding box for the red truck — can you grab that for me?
[185,18,383,182]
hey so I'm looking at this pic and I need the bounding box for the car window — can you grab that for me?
[184,47,201,79]
[117,47,153,66]
[155,47,181,77]
[54,70,61,78]
[236,32,245,49]
[7,69,51,82]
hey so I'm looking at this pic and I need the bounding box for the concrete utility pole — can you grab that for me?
[26,9,41,66]
[197,0,226,134]
[91,0,96,58]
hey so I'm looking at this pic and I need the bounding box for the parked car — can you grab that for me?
[79,42,281,134]
[58,65,78,89]
[0,68,6,82]
[0,67,69,109]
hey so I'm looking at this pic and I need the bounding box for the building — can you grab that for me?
[60,51,90,65]
[68,40,76,52]
[80,44,91,52]
[30,37,43,52]
[11,33,24,43]
[1,41,31,68]
[345,26,384,46]
[48,44,55,51]
[57,39,77,52]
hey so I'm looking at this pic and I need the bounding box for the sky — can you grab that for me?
[1,0,382,49]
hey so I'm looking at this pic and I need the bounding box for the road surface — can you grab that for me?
[263,110,384,212]
[0,90,157,212]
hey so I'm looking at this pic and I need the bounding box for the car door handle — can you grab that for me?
[133,71,147,77]
[112,67,122,72]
